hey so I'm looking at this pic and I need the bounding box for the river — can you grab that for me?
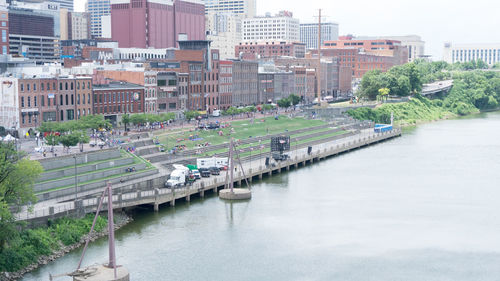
[22,112,500,281]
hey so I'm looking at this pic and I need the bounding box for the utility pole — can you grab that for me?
[317,8,322,106]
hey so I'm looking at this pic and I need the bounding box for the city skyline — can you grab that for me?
[74,0,499,60]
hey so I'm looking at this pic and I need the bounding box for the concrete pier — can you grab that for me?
[73,264,129,281]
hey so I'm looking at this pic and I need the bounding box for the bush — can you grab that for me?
[0,214,107,272]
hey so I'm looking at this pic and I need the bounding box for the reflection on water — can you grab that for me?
[23,112,500,281]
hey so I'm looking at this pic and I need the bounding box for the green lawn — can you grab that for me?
[157,116,326,151]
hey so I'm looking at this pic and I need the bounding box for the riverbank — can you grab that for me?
[0,212,132,281]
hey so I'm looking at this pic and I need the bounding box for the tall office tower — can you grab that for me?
[300,22,339,50]
[9,0,74,11]
[8,1,61,62]
[203,0,255,17]
[111,0,205,48]
[206,11,241,59]
[51,0,73,11]
[86,0,110,38]
[242,11,300,42]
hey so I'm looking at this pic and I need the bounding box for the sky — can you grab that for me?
[74,0,500,60]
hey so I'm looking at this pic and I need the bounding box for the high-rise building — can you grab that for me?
[0,2,8,55]
[443,43,500,66]
[206,11,241,59]
[203,0,255,17]
[299,22,338,50]
[110,0,205,48]
[51,0,73,11]
[70,12,91,40]
[86,0,110,38]
[8,1,61,62]
[242,11,299,42]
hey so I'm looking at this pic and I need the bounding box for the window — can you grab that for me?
[71,82,74,90]
[27,84,30,91]
[60,95,63,106]
[41,83,44,91]
[20,84,24,92]
[77,82,80,89]
[77,94,80,105]
[88,94,90,104]
[65,82,68,90]
[82,82,85,89]
[27,97,31,107]
[1,30,6,43]
[2,46,6,55]
[65,94,69,105]
[34,96,37,107]
[21,96,24,107]
[59,83,63,90]
[71,94,74,105]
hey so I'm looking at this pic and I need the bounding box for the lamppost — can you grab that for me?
[73,155,78,203]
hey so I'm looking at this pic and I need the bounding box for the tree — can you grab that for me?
[160,113,175,122]
[377,88,390,102]
[360,70,384,100]
[289,94,301,106]
[184,111,200,121]
[277,98,291,108]
[0,142,42,251]
[122,114,131,131]
[59,132,81,152]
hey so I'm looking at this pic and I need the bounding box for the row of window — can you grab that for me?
[20,81,91,92]
[21,93,92,108]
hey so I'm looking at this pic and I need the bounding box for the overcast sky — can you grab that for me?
[74,0,500,60]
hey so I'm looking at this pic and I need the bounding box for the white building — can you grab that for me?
[242,11,299,43]
[203,0,256,17]
[71,12,91,40]
[86,0,110,38]
[206,12,242,59]
[0,77,19,131]
[443,43,500,66]
[300,22,339,50]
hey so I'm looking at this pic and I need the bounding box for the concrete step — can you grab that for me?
[36,168,159,202]
[34,163,148,193]
[39,157,134,182]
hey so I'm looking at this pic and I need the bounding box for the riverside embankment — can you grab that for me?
[21,111,500,281]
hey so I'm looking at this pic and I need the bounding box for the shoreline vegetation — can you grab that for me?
[0,213,131,281]
[346,60,500,125]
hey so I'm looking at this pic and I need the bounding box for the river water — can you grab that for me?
[23,112,500,281]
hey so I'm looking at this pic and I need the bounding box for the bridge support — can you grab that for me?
[154,203,159,212]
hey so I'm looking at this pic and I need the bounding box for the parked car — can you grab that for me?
[209,167,220,175]
[200,170,211,178]
[191,170,201,180]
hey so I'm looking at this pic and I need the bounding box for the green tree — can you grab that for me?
[277,97,291,108]
[0,142,42,251]
[289,94,301,106]
[360,70,384,100]
[122,114,131,131]
[377,88,390,102]
[184,111,200,121]
[59,132,81,152]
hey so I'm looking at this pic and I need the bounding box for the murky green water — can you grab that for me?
[23,112,500,281]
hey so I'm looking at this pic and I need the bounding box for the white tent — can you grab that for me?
[3,134,16,142]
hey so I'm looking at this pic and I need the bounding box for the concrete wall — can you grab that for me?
[38,149,121,171]
[39,157,135,182]
[35,163,148,193]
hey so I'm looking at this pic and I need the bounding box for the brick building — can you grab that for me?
[231,59,258,106]
[92,81,144,126]
[218,60,233,110]
[110,0,205,48]
[235,42,306,59]
[17,76,93,134]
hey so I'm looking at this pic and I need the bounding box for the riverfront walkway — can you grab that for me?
[16,128,401,224]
